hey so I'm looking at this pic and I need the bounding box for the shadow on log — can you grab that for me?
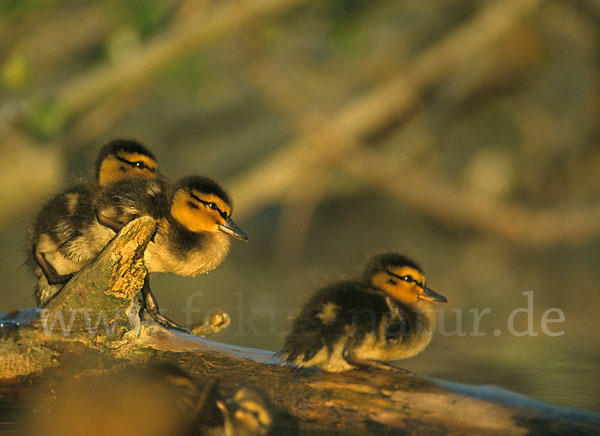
[1,218,599,435]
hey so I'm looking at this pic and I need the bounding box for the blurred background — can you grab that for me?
[0,0,598,413]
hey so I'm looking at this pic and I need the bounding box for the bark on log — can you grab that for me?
[0,218,598,435]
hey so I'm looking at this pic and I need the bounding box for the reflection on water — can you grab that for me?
[401,336,600,413]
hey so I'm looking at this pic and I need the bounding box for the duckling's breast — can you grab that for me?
[144,220,231,276]
[353,301,437,362]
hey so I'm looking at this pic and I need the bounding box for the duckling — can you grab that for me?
[214,386,274,436]
[30,139,159,306]
[280,252,447,373]
[95,175,247,330]
[132,367,274,436]
[141,365,270,436]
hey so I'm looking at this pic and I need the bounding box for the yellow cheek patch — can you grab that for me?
[370,268,422,304]
[98,154,158,186]
[98,157,127,186]
[171,191,220,233]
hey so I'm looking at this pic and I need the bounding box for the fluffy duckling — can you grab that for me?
[95,175,247,330]
[30,139,159,306]
[97,175,247,274]
[145,369,274,436]
[214,386,274,436]
[136,368,274,436]
[280,253,447,373]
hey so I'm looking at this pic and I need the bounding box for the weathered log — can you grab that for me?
[0,218,598,435]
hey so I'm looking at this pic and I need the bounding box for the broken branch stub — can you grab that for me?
[41,217,156,338]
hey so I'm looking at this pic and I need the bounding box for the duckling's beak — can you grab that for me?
[219,217,248,241]
[418,285,447,303]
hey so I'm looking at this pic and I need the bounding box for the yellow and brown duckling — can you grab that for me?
[146,367,274,436]
[97,175,247,276]
[96,175,247,330]
[30,139,159,306]
[214,386,274,436]
[280,252,447,373]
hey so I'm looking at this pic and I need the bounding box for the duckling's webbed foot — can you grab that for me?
[342,349,413,374]
[141,279,191,333]
[33,245,73,285]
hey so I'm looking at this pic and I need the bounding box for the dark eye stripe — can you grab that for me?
[190,193,229,219]
[386,270,424,288]
[115,155,156,172]
[190,192,202,203]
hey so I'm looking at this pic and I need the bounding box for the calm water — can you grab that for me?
[401,336,600,413]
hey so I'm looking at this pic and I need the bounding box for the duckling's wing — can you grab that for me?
[32,184,95,240]
[281,282,387,363]
[30,183,99,265]
[280,283,347,362]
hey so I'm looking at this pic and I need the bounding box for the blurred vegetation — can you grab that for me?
[0,0,599,412]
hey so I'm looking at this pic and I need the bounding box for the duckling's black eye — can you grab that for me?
[206,202,218,210]
[134,161,147,169]
[400,275,415,283]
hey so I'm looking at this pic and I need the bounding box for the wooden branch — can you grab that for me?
[1,218,599,435]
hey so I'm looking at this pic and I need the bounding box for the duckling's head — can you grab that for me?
[171,176,248,241]
[96,139,158,187]
[365,252,447,305]
[217,386,273,436]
